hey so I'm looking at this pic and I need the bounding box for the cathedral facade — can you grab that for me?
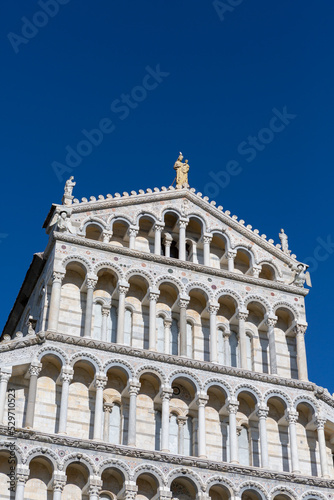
[1,168,334,500]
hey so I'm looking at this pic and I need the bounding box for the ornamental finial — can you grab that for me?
[173,152,190,188]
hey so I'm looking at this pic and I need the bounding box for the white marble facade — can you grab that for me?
[0,184,333,500]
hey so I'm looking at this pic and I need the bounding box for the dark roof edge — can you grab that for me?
[1,253,46,338]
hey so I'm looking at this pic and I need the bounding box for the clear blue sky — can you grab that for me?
[1,1,334,392]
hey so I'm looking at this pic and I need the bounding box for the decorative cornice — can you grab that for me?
[1,426,333,489]
[53,233,308,296]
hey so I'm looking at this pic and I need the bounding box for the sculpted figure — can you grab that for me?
[279,228,290,254]
[64,176,76,197]
[174,153,190,188]
[292,263,307,287]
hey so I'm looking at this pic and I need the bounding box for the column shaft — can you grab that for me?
[227,251,235,272]
[0,372,11,425]
[238,312,248,369]
[15,481,26,500]
[101,307,110,342]
[228,403,239,464]
[25,363,41,429]
[295,325,308,381]
[257,408,269,468]
[161,389,172,452]
[203,236,212,266]
[179,300,188,356]
[178,221,187,261]
[116,284,128,344]
[149,292,159,351]
[84,279,96,337]
[209,305,219,363]
[154,225,163,255]
[128,383,140,446]
[178,418,185,455]
[58,368,73,434]
[93,376,107,440]
[164,320,172,354]
[267,318,278,374]
[48,273,64,332]
[287,410,300,473]
[197,396,208,458]
[317,419,329,478]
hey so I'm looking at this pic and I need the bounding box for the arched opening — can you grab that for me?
[237,391,259,467]
[241,489,263,500]
[35,354,62,434]
[85,223,103,241]
[186,217,204,264]
[273,494,293,500]
[137,373,161,451]
[210,233,228,270]
[0,450,16,499]
[275,308,297,379]
[100,467,125,498]
[209,483,231,500]
[126,275,150,349]
[156,282,179,355]
[57,262,86,336]
[25,456,53,500]
[259,263,276,281]
[162,211,179,259]
[170,377,197,456]
[137,216,155,253]
[63,462,89,500]
[93,269,118,342]
[206,385,228,461]
[104,366,129,445]
[187,288,209,361]
[111,220,130,248]
[234,249,252,275]
[296,402,318,476]
[67,360,95,440]
[266,396,289,472]
[246,302,267,373]
[136,473,159,500]
[216,295,238,367]
[171,476,198,500]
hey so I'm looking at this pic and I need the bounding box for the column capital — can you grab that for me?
[178,296,190,309]
[102,229,113,243]
[196,394,209,407]
[315,415,327,430]
[53,472,67,492]
[60,366,74,383]
[177,415,187,426]
[256,406,269,420]
[149,289,160,302]
[163,317,173,327]
[208,303,219,315]
[227,249,237,259]
[16,465,30,483]
[52,271,65,284]
[86,277,98,289]
[286,408,299,424]
[129,380,141,396]
[158,488,172,500]
[178,218,189,229]
[295,323,308,336]
[237,309,248,321]
[118,281,130,295]
[163,232,173,246]
[29,361,42,377]
[94,375,107,390]
[227,400,239,414]
[103,402,114,413]
[161,387,173,401]
[154,222,165,232]
[251,264,262,277]
[202,233,213,244]
[88,476,102,496]
[0,369,11,383]
[265,315,278,328]
[101,306,111,317]
[128,226,139,237]
[222,329,231,338]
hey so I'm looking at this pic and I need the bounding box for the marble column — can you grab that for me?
[154,223,164,255]
[257,406,269,468]
[295,324,308,381]
[122,482,138,500]
[208,304,219,363]
[116,282,129,344]
[252,264,261,278]
[15,467,29,500]
[48,271,65,332]
[227,250,236,272]
[177,416,187,455]
[203,234,212,266]
[316,417,330,478]
[0,369,11,425]
[164,318,172,354]
[52,473,67,500]
[164,233,173,257]
[93,375,107,440]
[178,219,188,261]
[128,227,138,250]
[228,401,239,464]
[84,278,97,338]
[127,381,141,446]
[237,311,248,369]
[197,394,209,458]
[25,361,42,429]
[103,403,113,441]
[178,297,189,356]
[223,330,231,366]
[101,306,111,342]
[266,316,278,375]
[286,409,300,473]
[161,387,173,452]
[158,488,173,500]
[88,477,103,500]
[58,366,74,434]
[149,289,160,351]
[102,230,113,243]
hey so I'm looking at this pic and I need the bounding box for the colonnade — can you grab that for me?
[47,270,308,380]
[0,366,330,479]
